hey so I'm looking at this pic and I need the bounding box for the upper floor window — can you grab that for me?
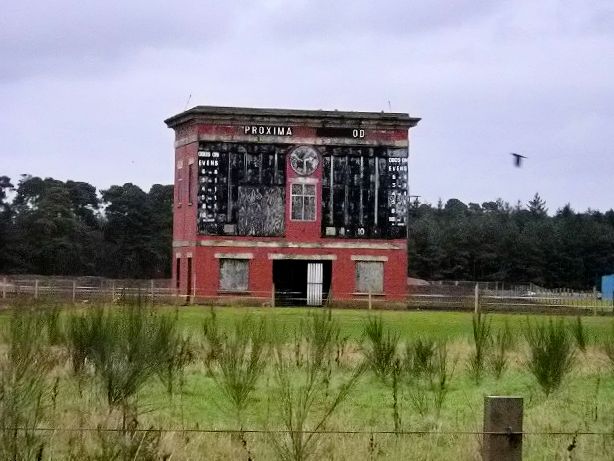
[291,183,316,221]
[188,162,193,206]
[176,161,183,206]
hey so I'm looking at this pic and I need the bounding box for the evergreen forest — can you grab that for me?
[1,175,613,289]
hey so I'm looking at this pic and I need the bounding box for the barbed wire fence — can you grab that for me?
[2,399,613,460]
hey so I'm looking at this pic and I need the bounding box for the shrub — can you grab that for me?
[270,311,364,461]
[408,341,455,419]
[66,305,188,418]
[68,416,165,461]
[604,321,614,369]
[570,316,589,353]
[391,358,402,433]
[405,337,436,378]
[206,315,268,429]
[468,313,491,383]
[525,319,575,396]
[489,321,513,380]
[0,310,51,459]
[432,342,455,418]
[43,305,65,345]
[66,307,110,374]
[361,316,399,383]
[156,313,193,396]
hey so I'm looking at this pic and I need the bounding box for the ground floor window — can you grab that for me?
[219,259,249,291]
[355,261,384,294]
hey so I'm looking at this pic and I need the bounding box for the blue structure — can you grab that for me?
[602,274,614,301]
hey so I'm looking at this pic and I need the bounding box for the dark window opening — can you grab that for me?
[321,146,408,239]
[273,260,332,306]
[177,166,183,206]
[186,257,192,297]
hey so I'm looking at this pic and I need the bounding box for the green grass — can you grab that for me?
[171,306,614,341]
[1,305,613,460]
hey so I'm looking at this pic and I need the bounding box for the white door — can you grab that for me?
[307,262,323,306]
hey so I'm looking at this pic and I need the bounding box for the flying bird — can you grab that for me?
[511,153,527,167]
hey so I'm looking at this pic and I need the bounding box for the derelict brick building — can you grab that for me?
[165,106,420,305]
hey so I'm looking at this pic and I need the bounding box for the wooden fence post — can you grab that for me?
[150,279,155,305]
[271,283,275,308]
[72,280,76,304]
[474,283,479,315]
[2,276,6,299]
[368,289,372,310]
[34,279,39,299]
[483,396,523,461]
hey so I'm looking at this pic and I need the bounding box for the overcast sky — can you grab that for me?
[1,0,613,212]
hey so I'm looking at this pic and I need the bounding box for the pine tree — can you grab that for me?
[528,193,548,217]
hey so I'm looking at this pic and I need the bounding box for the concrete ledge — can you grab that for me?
[214,252,254,259]
[179,240,404,250]
[268,254,337,260]
[351,255,389,262]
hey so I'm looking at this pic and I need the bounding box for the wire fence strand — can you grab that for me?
[2,427,612,437]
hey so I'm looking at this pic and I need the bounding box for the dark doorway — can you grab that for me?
[186,257,192,297]
[273,260,332,306]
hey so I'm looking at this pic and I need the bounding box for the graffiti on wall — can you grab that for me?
[237,186,285,236]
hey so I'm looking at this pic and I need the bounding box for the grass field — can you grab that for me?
[1,304,613,460]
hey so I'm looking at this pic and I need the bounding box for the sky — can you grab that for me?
[1,0,613,212]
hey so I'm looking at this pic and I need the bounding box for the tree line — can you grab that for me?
[407,194,614,290]
[1,175,613,289]
[0,175,171,279]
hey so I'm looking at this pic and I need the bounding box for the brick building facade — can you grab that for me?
[165,106,420,305]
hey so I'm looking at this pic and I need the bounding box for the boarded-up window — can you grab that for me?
[291,183,316,221]
[355,261,384,294]
[219,259,249,291]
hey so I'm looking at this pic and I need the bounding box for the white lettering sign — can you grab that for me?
[243,125,294,136]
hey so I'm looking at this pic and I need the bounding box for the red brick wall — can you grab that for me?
[187,244,407,301]
[171,121,409,303]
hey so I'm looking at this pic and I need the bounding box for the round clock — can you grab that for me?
[289,146,320,176]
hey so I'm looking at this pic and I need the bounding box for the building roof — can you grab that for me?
[164,105,421,129]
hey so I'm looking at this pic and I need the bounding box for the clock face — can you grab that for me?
[290,146,320,176]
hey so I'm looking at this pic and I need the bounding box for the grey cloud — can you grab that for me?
[262,0,499,40]
[0,0,613,212]
[0,0,241,80]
